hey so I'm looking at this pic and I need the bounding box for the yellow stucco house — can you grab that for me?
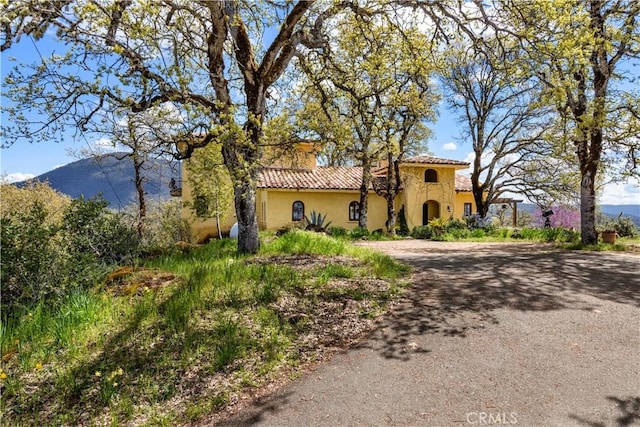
[179,143,476,241]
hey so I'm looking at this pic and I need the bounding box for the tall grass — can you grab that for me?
[1,290,116,368]
[1,231,408,426]
[261,229,348,256]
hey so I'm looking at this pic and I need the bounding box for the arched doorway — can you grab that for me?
[422,200,440,225]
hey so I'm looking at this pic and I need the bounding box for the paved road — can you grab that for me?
[218,241,640,427]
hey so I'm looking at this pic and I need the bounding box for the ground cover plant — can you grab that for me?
[402,215,640,250]
[0,230,409,426]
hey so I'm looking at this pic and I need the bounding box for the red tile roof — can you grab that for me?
[259,167,367,190]
[455,174,473,192]
[403,155,470,166]
[259,166,473,192]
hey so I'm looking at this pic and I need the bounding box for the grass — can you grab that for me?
[0,230,409,426]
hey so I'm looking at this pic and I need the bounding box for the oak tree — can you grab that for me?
[293,12,438,231]
[1,0,341,253]
[441,39,549,218]
[477,0,640,244]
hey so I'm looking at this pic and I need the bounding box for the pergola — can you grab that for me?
[491,198,524,227]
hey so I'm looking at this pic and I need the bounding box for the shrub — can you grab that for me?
[369,229,386,240]
[349,226,370,239]
[1,194,141,321]
[397,206,410,236]
[139,200,194,253]
[0,181,71,224]
[614,216,638,237]
[327,226,348,237]
[411,225,432,239]
[60,196,140,266]
[275,221,306,236]
[428,217,448,237]
[446,218,467,230]
[0,183,72,319]
[448,227,472,239]
[1,202,63,318]
[470,228,487,238]
[538,227,579,243]
[599,214,638,238]
[516,227,579,243]
[263,229,347,256]
[464,214,493,230]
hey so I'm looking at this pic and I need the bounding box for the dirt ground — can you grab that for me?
[213,240,640,427]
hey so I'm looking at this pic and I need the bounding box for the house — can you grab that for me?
[178,143,476,241]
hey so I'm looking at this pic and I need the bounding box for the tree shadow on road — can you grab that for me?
[358,246,639,360]
[214,390,295,427]
[569,396,640,426]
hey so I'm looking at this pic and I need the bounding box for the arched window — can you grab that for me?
[292,201,305,221]
[349,201,360,221]
[425,169,438,183]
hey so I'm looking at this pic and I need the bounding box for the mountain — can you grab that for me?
[17,153,180,208]
[600,204,640,218]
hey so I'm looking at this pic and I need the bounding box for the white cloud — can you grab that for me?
[462,151,494,176]
[3,172,35,183]
[599,182,640,205]
[93,137,117,151]
[442,142,457,151]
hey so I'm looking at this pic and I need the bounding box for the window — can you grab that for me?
[292,201,305,221]
[424,169,438,183]
[349,201,360,221]
[464,203,472,217]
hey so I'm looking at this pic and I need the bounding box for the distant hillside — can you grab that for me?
[518,203,640,227]
[600,204,640,218]
[17,153,180,208]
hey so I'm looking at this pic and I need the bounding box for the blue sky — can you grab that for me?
[1,33,638,205]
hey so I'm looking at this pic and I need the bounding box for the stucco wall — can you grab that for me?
[454,191,476,218]
[258,189,390,231]
[401,165,460,229]
[180,149,481,238]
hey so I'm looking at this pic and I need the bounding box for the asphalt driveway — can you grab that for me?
[217,241,640,426]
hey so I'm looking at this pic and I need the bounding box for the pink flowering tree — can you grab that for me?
[534,206,581,229]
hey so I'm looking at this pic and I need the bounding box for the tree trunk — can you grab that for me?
[579,167,598,244]
[223,123,262,254]
[385,154,400,235]
[133,155,146,238]
[222,127,262,254]
[358,157,372,229]
[575,1,608,245]
[214,195,222,240]
[386,197,396,235]
[233,177,260,254]
[473,186,489,218]
[471,144,488,217]
[576,129,601,245]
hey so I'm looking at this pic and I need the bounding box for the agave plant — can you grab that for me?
[304,210,332,231]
